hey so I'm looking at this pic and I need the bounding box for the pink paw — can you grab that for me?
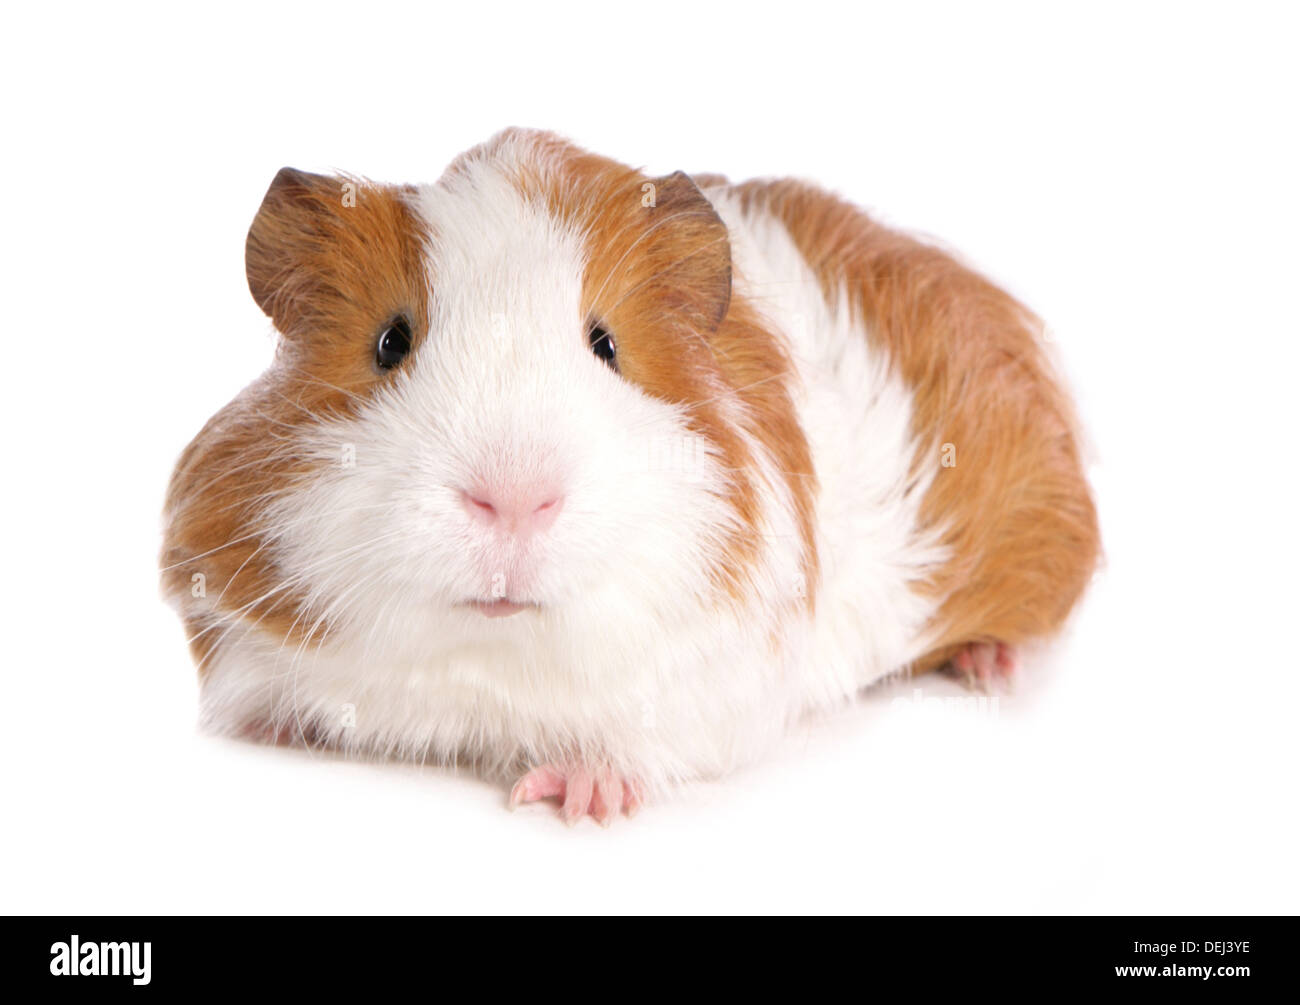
[509,764,644,826]
[949,640,1018,691]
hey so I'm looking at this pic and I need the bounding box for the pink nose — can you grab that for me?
[460,486,564,537]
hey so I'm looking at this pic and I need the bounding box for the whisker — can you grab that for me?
[187,524,409,651]
[161,500,398,572]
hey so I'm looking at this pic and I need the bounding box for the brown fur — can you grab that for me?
[731,179,1100,669]
[161,171,429,667]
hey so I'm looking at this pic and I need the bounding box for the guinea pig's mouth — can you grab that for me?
[460,598,540,619]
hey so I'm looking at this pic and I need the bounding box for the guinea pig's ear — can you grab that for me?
[645,170,732,330]
[244,167,341,320]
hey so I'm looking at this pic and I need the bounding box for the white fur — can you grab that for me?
[197,143,946,793]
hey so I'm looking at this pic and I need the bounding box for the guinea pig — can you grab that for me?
[161,128,1099,824]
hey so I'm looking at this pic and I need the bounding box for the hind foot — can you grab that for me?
[948,641,1018,691]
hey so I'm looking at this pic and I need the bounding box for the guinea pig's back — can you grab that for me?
[706,177,1100,684]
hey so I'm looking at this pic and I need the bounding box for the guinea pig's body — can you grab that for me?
[162,129,1098,822]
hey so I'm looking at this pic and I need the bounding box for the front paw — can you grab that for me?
[509,764,645,826]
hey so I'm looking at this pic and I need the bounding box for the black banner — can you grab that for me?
[0,916,1283,993]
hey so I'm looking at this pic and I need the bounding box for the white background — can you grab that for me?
[2,1,1296,914]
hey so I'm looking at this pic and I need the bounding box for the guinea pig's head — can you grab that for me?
[163,128,815,664]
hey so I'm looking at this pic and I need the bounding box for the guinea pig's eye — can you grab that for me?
[588,325,617,372]
[375,317,412,370]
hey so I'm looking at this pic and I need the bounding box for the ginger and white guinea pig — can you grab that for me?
[161,128,1099,824]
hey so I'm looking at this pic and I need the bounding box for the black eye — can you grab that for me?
[588,325,617,371]
[375,317,412,370]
